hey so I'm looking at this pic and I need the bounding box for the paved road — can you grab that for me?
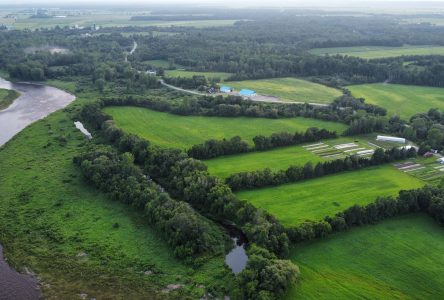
[159,79,328,106]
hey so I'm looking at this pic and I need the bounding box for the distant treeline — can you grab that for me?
[130,15,229,21]
[287,186,444,243]
[227,147,417,191]
[187,128,338,160]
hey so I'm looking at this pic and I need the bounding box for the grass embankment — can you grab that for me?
[310,45,444,59]
[225,78,342,103]
[287,214,444,299]
[348,83,444,119]
[165,70,233,81]
[103,106,347,149]
[205,136,372,179]
[0,88,20,110]
[0,97,231,298]
[236,165,424,227]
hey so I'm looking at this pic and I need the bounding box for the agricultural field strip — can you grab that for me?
[394,160,444,183]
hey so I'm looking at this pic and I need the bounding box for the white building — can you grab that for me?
[437,157,444,164]
[376,135,406,144]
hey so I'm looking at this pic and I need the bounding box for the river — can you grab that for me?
[0,77,76,299]
[0,77,75,146]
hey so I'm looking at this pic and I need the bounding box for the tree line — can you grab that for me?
[226,147,417,191]
[187,128,338,160]
[287,186,444,243]
[79,101,300,298]
[74,148,225,260]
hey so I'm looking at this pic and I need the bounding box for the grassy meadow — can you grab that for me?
[310,45,444,59]
[236,165,424,226]
[225,78,342,103]
[0,11,239,29]
[205,136,373,179]
[0,88,20,110]
[0,98,231,298]
[103,106,347,148]
[165,69,233,80]
[348,83,444,119]
[287,214,444,299]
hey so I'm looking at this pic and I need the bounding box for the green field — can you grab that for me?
[205,137,375,179]
[0,98,230,298]
[103,106,347,148]
[310,45,444,59]
[0,88,19,110]
[236,165,424,226]
[225,78,343,103]
[287,214,444,299]
[348,83,444,119]
[0,11,239,29]
[165,69,233,80]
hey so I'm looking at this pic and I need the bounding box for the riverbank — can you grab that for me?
[0,89,20,111]
[0,78,234,298]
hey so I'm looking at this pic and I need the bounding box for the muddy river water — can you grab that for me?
[0,77,76,299]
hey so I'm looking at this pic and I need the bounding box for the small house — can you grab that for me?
[423,152,434,158]
[220,86,232,93]
[239,89,256,97]
[376,135,406,144]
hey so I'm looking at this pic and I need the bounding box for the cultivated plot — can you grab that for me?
[287,215,444,299]
[103,106,347,148]
[394,157,444,184]
[236,165,424,227]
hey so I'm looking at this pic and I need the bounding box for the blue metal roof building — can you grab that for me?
[220,86,232,93]
[239,89,256,97]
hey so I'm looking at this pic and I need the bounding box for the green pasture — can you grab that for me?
[103,106,347,148]
[309,45,444,59]
[236,165,424,227]
[2,11,239,29]
[165,69,233,80]
[0,99,230,298]
[287,214,444,299]
[348,83,444,119]
[225,77,342,103]
[205,136,375,179]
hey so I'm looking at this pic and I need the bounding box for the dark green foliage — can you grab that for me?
[74,149,222,259]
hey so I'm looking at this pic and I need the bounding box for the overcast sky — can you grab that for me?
[3,0,444,5]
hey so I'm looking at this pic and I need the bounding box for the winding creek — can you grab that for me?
[0,77,76,299]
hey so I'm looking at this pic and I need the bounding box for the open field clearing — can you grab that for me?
[205,136,379,179]
[287,214,444,299]
[103,106,347,148]
[165,70,233,80]
[348,83,444,119]
[309,45,444,59]
[0,109,229,297]
[225,78,342,103]
[400,17,444,26]
[235,165,424,226]
[0,12,239,29]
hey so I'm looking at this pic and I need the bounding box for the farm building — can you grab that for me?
[220,86,232,93]
[437,157,444,164]
[376,135,406,144]
[239,89,256,97]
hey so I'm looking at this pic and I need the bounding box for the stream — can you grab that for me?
[222,222,249,274]
[0,77,76,299]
